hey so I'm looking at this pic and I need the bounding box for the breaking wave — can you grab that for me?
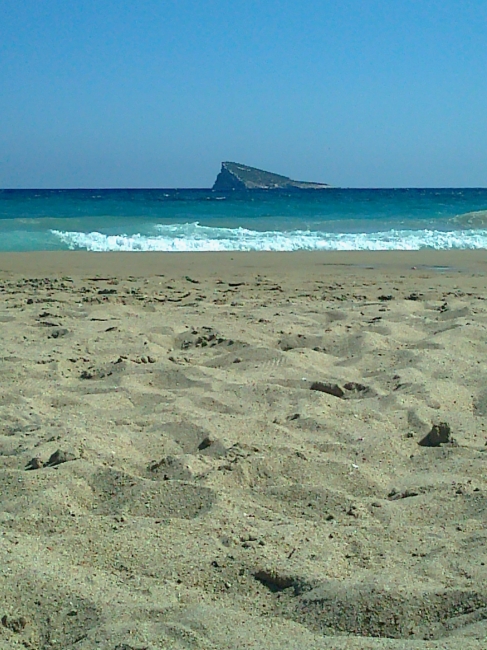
[50,223,487,252]
[451,210,487,228]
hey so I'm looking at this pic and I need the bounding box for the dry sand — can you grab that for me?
[1,251,487,649]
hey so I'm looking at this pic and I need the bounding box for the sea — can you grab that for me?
[1,188,487,253]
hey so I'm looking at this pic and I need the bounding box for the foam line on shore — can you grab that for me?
[50,225,487,252]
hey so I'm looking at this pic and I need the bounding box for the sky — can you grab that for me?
[1,0,486,188]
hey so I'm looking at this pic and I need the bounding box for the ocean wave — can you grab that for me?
[50,223,487,252]
[451,210,487,228]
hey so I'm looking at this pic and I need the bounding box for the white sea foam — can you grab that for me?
[50,223,487,252]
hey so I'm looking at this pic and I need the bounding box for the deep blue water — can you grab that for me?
[1,188,487,251]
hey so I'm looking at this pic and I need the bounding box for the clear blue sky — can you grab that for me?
[1,0,486,188]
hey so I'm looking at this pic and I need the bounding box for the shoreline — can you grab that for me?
[1,249,487,278]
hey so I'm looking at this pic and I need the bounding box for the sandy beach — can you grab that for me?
[1,250,487,649]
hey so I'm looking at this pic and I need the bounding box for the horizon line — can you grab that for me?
[2,186,487,191]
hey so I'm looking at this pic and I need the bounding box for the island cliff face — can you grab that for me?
[212,162,330,190]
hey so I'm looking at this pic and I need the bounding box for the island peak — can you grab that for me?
[212,162,330,190]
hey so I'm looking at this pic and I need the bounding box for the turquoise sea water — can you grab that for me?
[1,188,487,252]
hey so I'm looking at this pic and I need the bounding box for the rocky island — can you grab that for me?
[212,161,330,190]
